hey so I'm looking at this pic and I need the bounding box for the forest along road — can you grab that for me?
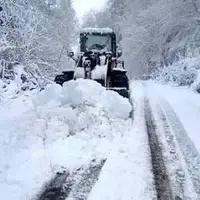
[140,81,200,200]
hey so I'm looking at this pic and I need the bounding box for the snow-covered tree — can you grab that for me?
[122,0,200,77]
[0,0,77,87]
[96,0,200,77]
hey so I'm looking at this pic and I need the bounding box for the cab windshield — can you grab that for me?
[85,34,112,52]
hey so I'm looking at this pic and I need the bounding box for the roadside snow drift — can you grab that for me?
[0,79,132,200]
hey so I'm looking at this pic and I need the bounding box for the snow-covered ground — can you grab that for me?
[1,78,200,200]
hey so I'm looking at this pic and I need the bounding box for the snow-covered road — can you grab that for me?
[1,80,200,200]
[87,82,200,200]
[143,82,200,200]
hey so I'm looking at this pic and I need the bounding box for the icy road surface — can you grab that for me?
[1,79,200,200]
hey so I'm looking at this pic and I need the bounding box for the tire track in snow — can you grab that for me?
[144,99,173,200]
[160,99,200,197]
[37,159,106,200]
[156,103,193,200]
[66,159,106,200]
[37,171,71,200]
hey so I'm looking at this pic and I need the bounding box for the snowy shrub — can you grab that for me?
[191,70,200,93]
[153,65,196,86]
[0,61,42,101]
[151,56,200,87]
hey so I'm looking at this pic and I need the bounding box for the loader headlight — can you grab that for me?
[84,60,91,65]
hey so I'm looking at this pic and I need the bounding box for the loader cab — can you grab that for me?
[80,28,117,56]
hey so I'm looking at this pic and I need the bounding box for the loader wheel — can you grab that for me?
[111,72,129,89]
[113,88,130,99]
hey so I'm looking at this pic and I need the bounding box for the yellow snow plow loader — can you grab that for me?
[54,28,130,98]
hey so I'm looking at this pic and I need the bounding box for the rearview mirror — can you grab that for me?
[67,51,74,57]
[117,50,122,58]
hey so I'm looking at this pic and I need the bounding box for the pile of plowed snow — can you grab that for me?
[0,79,132,200]
[34,79,131,119]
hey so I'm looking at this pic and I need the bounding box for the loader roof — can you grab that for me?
[81,27,114,34]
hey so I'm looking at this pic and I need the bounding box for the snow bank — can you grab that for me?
[33,79,132,119]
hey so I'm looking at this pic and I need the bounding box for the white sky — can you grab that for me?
[72,0,107,19]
